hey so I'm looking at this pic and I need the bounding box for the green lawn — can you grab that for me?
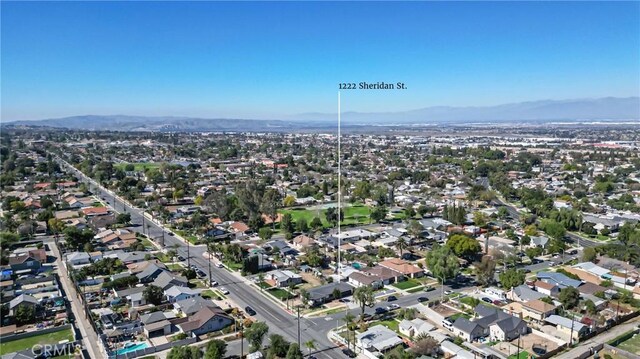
[406,287,423,293]
[257,281,272,289]
[114,162,161,171]
[0,329,74,355]
[201,289,223,300]
[447,312,471,321]
[508,351,529,359]
[223,260,243,271]
[392,279,421,290]
[616,333,640,354]
[167,263,184,271]
[268,287,293,300]
[278,204,373,228]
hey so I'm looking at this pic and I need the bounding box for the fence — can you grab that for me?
[1,324,73,343]
[107,336,197,359]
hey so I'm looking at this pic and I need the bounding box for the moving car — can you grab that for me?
[386,304,400,311]
[444,290,454,295]
[482,297,493,303]
[386,295,397,302]
[417,297,429,303]
[219,287,230,295]
[245,306,256,316]
[374,307,388,315]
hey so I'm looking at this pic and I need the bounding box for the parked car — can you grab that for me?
[493,299,503,305]
[342,348,357,358]
[387,304,400,310]
[482,297,493,303]
[424,286,435,292]
[245,306,256,316]
[220,287,230,295]
[375,307,388,315]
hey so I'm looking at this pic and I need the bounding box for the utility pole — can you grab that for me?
[297,306,301,349]
[208,240,213,286]
[187,239,191,267]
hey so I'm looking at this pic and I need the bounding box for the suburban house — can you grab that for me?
[165,286,201,303]
[537,271,583,289]
[264,270,302,288]
[362,266,403,285]
[140,311,176,338]
[173,297,219,316]
[356,325,403,353]
[399,318,434,338]
[9,294,38,315]
[348,272,384,289]
[292,235,315,250]
[507,285,547,303]
[452,318,486,342]
[307,282,354,307]
[378,258,424,278]
[177,306,233,336]
[533,281,561,297]
[453,305,528,342]
[545,315,589,341]
[521,299,556,321]
[8,254,42,274]
[152,271,189,290]
[66,252,91,266]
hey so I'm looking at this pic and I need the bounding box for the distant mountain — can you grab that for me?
[3,115,310,132]
[291,97,640,124]
[3,97,638,131]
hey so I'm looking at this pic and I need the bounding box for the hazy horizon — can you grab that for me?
[2,1,639,121]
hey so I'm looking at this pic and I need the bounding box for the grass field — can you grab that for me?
[616,333,640,354]
[167,263,183,271]
[278,204,372,228]
[0,329,74,355]
[114,162,161,171]
[508,351,529,359]
[392,279,421,290]
[406,287,424,293]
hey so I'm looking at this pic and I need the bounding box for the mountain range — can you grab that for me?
[3,97,639,132]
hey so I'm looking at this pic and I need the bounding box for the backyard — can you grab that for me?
[0,329,74,355]
[614,332,640,354]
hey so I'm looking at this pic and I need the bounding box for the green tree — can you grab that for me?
[582,247,597,263]
[167,346,202,359]
[281,213,294,234]
[498,268,526,289]
[540,219,566,241]
[559,286,580,309]
[353,285,375,320]
[296,218,308,233]
[204,340,227,359]
[258,228,273,241]
[406,220,424,239]
[15,305,36,325]
[370,205,387,223]
[143,284,164,305]
[310,217,323,231]
[304,340,316,354]
[445,234,482,260]
[245,321,269,352]
[267,334,290,358]
[261,188,282,228]
[395,237,409,257]
[473,211,489,228]
[285,343,303,359]
[425,245,459,282]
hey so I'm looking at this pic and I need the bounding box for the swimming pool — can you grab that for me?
[115,342,149,355]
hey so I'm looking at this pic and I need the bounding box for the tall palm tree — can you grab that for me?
[304,339,316,354]
[342,313,356,350]
[395,237,408,257]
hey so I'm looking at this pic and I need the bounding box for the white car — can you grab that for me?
[210,280,219,287]
[386,304,400,311]
[216,263,224,268]
[219,287,230,295]
[444,290,454,295]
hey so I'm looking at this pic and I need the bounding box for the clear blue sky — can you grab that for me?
[2,1,639,121]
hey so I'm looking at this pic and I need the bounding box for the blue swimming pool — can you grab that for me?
[115,342,149,355]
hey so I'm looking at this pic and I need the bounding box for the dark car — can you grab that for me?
[177,255,186,261]
[493,299,503,305]
[342,348,357,358]
[482,297,493,303]
[417,297,429,303]
[168,232,174,236]
[387,295,397,302]
[245,306,256,316]
[375,307,388,315]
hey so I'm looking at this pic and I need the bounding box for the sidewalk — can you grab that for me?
[49,239,104,359]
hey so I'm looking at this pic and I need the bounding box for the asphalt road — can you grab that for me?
[59,159,342,359]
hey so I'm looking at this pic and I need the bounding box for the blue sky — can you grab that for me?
[2,1,639,121]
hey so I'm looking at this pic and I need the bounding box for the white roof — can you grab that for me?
[356,325,402,351]
[574,262,610,277]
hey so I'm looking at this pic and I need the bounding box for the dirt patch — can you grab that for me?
[514,332,560,356]
[431,304,459,317]
[299,272,322,288]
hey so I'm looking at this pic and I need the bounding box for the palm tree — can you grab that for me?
[304,339,316,355]
[353,285,375,321]
[395,237,408,257]
[257,273,265,292]
[342,313,356,350]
